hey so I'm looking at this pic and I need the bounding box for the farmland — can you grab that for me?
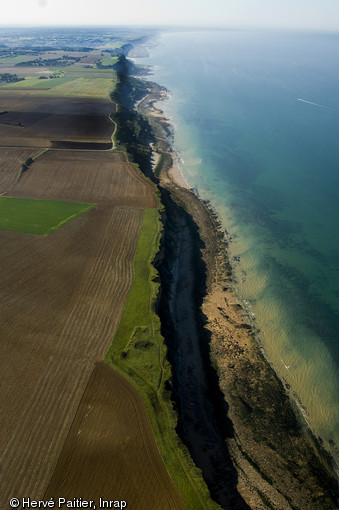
[0,196,94,235]
[0,27,221,510]
[0,147,39,193]
[97,55,119,67]
[104,204,221,510]
[45,362,185,510]
[0,76,115,98]
[0,148,166,504]
[10,150,157,207]
[0,28,186,509]
[0,94,114,148]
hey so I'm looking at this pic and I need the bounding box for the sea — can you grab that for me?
[134,29,339,467]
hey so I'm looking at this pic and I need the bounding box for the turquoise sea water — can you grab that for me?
[135,29,339,465]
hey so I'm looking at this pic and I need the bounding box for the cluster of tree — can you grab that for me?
[31,46,92,52]
[0,48,43,58]
[15,56,80,67]
[0,49,15,58]
[21,157,34,173]
[3,45,91,53]
[0,73,24,83]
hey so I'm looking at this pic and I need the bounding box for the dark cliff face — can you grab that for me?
[115,53,339,510]
[110,55,155,177]
[112,59,250,509]
[155,188,250,510]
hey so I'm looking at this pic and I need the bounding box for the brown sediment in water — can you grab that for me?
[139,80,339,510]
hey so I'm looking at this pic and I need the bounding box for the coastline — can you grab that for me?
[137,78,339,509]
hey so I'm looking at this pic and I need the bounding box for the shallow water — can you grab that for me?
[135,29,339,465]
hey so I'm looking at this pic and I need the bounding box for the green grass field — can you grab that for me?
[105,207,221,510]
[47,77,115,97]
[0,75,115,98]
[65,67,115,78]
[0,196,94,235]
[99,41,125,51]
[0,76,69,89]
[98,56,119,67]
[0,54,117,98]
[0,54,35,64]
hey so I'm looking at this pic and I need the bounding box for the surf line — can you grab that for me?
[297,98,339,112]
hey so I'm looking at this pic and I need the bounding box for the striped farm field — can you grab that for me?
[47,77,115,97]
[0,141,166,506]
[0,93,114,149]
[45,362,185,510]
[0,204,146,504]
[0,44,219,510]
[1,76,115,98]
[11,150,157,208]
[0,147,39,194]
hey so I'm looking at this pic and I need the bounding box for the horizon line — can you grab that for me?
[1,23,339,34]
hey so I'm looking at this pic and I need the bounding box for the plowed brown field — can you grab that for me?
[11,150,157,208]
[0,94,113,147]
[0,147,39,193]
[0,146,168,506]
[0,205,143,503]
[45,362,184,510]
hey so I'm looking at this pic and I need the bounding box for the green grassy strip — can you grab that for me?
[153,151,172,178]
[0,196,94,236]
[105,207,221,510]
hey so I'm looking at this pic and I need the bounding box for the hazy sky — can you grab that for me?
[2,0,339,31]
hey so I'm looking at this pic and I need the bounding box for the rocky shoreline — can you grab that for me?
[154,181,250,509]
[137,79,339,509]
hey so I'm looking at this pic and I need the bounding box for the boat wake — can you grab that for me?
[297,98,339,112]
